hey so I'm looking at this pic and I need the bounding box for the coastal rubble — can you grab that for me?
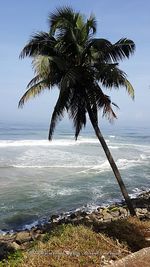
[0,191,149,261]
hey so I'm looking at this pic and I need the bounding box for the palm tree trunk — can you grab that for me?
[87,106,136,216]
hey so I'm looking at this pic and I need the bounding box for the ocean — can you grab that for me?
[0,122,150,233]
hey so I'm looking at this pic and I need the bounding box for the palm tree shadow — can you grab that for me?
[0,241,16,260]
[89,218,149,252]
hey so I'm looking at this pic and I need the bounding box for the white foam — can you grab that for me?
[56,188,79,196]
[0,230,7,235]
[0,138,102,148]
[21,220,40,231]
[81,155,149,174]
[140,154,150,160]
[113,142,150,150]
[108,146,119,149]
[38,185,80,198]
[12,164,92,169]
[109,135,115,138]
[129,188,150,198]
[117,158,144,169]
[0,137,112,148]
[0,139,73,147]
[10,151,149,172]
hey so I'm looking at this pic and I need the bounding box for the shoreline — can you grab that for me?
[0,190,149,260]
[0,190,150,237]
[0,190,149,235]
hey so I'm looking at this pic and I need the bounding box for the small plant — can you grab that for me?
[0,250,23,267]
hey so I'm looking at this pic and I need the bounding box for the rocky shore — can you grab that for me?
[0,190,149,260]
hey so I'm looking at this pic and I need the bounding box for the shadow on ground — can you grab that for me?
[80,217,150,252]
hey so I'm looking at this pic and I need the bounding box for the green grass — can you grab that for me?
[13,224,129,267]
[0,217,149,267]
[0,251,23,267]
[99,217,150,252]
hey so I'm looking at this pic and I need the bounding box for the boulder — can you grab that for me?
[107,247,150,267]
[102,210,113,222]
[9,241,20,250]
[15,231,32,244]
[50,214,60,223]
[119,207,128,217]
[97,207,104,213]
[110,210,120,218]
[69,213,77,219]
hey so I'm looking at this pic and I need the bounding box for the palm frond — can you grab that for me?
[72,106,86,140]
[89,38,135,63]
[48,86,71,140]
[26,75,40,88]
[32,55,50,76]
[102,38,135,62]
[61,67,81,90]
[112,102,119,109]
[86,14,97,34]
[95,63,127,88]
[90,38,112,58]
[68,90,87,139]
[102,102,117,122]
[124,79,135,99]
[95,63,134,99]
[49,6,77,35]
[111,38,135,61]
[18,80,48,108]
[87,84,117,122]
[20,32,56,58]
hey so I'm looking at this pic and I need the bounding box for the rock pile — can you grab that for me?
[0,191,149,260]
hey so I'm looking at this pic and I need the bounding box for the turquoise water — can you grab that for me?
[0,123,150,232]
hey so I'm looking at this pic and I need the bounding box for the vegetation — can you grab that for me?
[19,7,136,215]
[1,218,150,266]
[0,251,23,267]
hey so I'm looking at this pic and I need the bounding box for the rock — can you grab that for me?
[145,212,150,219]
[67,211,88,223]
[119,207,128,217]
[136,208,148,215]
[52,219,59,223]
[77,211,87,217]
[9,241,20,250]
[84,215,91,220]
[107,247,150,267]
[132,195,150,209]
[41,222,52,232]
[83,216,94,225]
[70,213,77,219]
[35,233,45,241]
[108,205,120,211]
[110,211,120,218]
[15,231,32,244]
[58,217,69,224]
[102,211,113,222]
[85,214,103,223]
[143,228,150,241]
[97,207,104,213]
[50,214,60,223]
[32,229,43,235]
[70,216,83,224]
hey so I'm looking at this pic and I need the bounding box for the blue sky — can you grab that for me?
[0,0,150,128]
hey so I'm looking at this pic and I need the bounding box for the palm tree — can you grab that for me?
[19,7,136,215]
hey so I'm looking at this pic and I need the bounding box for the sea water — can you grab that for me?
[0,122,150,232]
